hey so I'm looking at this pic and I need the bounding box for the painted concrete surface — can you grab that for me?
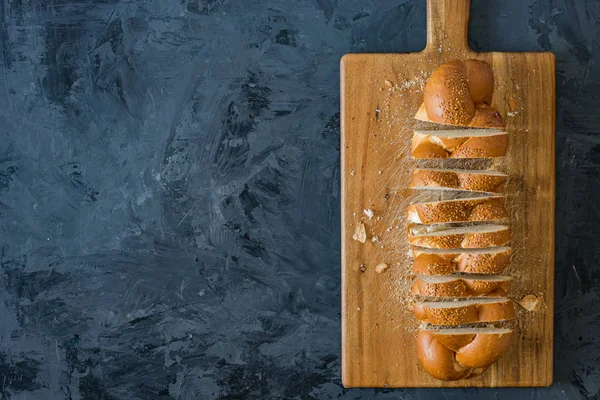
[0,0,598,398]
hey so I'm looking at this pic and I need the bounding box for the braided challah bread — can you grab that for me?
[417,328,514,381]
[405,58,515,382]
[414,59,504,128]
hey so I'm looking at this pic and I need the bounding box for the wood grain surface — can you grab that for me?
[340,0,555,388]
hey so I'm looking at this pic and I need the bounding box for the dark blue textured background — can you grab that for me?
[0,0,598,398]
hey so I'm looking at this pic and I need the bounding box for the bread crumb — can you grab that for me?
[375,263,389,273]
[384,80,392,87]
[350,170,355,176]
[353,222,367,243]
[519,295,542,312]
[371,235,378,243]
[364,209,374,219]
[359,264,367,272]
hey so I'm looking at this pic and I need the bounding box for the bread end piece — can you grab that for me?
[416,329,514,380]
[415,59,505,128]
[416,330,473,381]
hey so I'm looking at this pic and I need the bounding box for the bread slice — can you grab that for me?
[408,224,510,249]
[410,168,507,193]
[414,298,515,326]
[412,246,511,275]
[412,129,508,159]
[416,327,513,380]
[415,103,505,129]
[407,196,507,224]
[411,274,512,298]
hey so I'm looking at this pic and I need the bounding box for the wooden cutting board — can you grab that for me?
[340,0,555,388]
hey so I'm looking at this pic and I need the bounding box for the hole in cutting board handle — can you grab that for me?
[425,0,472,55]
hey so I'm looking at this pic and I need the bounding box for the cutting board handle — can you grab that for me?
[425,0,471,54]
